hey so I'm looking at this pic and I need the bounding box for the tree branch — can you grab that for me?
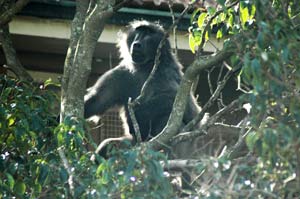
[173,123,240,147]
[0,0,30,27]
[113,0,132,11]
[0,24,32,81]
[60,0,89,121]
[128,98,142,143]
[58,147,75,197]
[61,0,116,120]
[163,159,202,170]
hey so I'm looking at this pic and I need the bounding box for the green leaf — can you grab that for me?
[44,78,53,87]
[44,78,61,88]
[101,171,109,185]
[6,173,15,190]
[245,131,259,152]
[264,129,277,151]
[218,13,227,23]
[251,58,262,85]
[250,4,256,19]
[257,32,264,49]
[189,33,196,54]
[57,131,64,146]
[216,29,223,39]
[96,163,106,176]
[240,5,249,28]
[190,8,201,24]
[207,7,216,16]
[227,12,234,28]
[59,167,68,183]
[34,183,42,194]
[197,12,207,28]
[205,30,209,41]
[38,164,49,185]
[14,181,26,195]
[8,116,15,127]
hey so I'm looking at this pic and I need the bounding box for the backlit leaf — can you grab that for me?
[240,5,249,28]
[197,12,207,28]
[189,33,196,54]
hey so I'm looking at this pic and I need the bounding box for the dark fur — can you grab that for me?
[84,20,201,142]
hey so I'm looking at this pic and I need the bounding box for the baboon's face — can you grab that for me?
[127,26,164,66]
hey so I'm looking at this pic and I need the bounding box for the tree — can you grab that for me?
[1,0,300,198]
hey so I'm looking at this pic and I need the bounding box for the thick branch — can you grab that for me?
[163,159,202,170]
[60,0,89,121]
[128,98,142,143]
[0,0,30,27]
[0,25,32,81]
[61,1,115,120]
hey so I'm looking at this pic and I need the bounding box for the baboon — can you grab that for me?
[84,20,201,145]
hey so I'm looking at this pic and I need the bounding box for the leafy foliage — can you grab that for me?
[55,119,174,198]
[92,145,174,199]
[0,75,173,198]
[189,0,256,53]
[188,0,300,197]
[241,1,300,196]
[0,75,59,198]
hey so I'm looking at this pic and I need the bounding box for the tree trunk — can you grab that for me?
[0,0,32,81]
[0,24,33,81]
[60,0,115,121]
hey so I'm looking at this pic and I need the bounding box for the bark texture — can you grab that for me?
[0,0,32,81]
[0,0,30,27]
[60,0,116,121]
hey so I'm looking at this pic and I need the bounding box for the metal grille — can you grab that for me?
[90,109,124,144]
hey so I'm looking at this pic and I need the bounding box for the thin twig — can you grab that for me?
[173,99,240,144]
[0,0,30,27]
[128,98,142,143]
[168,0,178,56]
[207,67,215,95]
[217,64,225,109]
[182,69,233,132]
